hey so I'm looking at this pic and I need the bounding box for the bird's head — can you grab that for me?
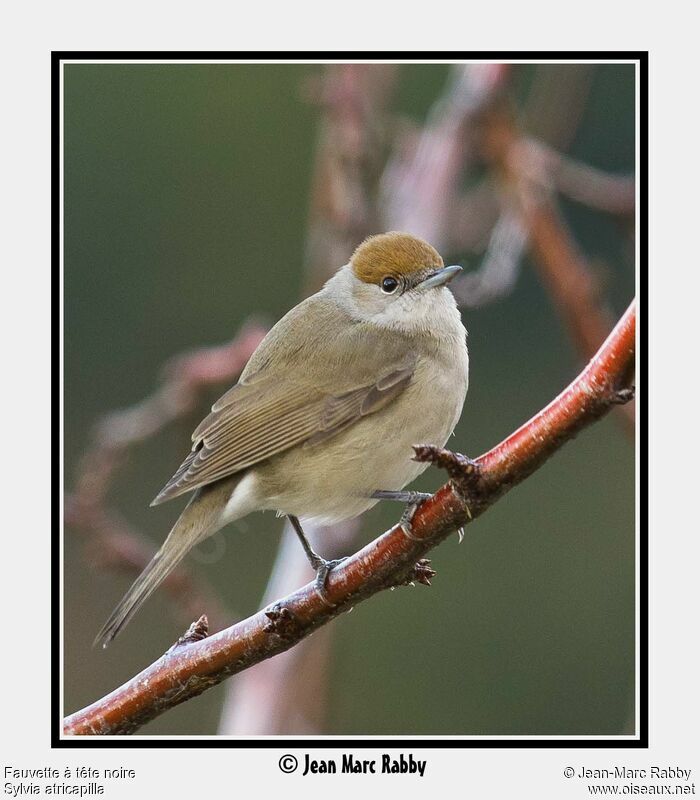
[330,232,463,333]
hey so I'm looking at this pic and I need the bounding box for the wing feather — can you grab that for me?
[151,296,418,506]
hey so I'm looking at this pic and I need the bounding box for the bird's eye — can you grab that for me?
[381,276,399,294]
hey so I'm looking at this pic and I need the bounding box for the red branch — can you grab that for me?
[63,301,635,736]
[476,103,635,433]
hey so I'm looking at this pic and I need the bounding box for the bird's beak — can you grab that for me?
[418,264,463,290]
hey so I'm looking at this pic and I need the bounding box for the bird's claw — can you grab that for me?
[372,489,432,539]
[399,499,430,541]
[311,556,348,604]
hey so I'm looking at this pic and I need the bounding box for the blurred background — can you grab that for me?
[64,61,636,736]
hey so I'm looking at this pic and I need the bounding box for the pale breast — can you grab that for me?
[257,328,469,525]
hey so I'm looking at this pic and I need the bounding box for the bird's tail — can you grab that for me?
[94,478,235,648]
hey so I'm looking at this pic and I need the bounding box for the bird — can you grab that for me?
[95,231,469,646]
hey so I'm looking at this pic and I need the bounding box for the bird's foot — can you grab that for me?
[287,514,347,604]
[308,555,348,606]
[372,489,433,540]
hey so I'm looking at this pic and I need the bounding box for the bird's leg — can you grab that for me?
[372,489,432,504]
[371,490,433,536]
[287,514,347,596]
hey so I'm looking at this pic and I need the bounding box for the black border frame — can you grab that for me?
[53,51,648,748]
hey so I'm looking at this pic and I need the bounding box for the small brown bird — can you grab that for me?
[96,232,469,646]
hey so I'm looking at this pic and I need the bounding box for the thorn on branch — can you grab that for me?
[412,559,437,587]
[264,604,300,640]
[396,559,437,588]
[172,615,209,649]
[611,386,635,405]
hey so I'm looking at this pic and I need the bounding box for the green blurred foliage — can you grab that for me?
[64,63,635,735]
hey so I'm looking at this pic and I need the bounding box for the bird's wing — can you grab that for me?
[151,296,417,505]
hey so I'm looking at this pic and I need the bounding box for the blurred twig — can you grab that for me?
[476,101,635,432]
[218,518,357,734]
[381,63,509,251]
[452,65,633,319]
[531,140,635,215]
[454,206,527,307]
[303,63,397,291]
[65,503,232,633]
[65,320,268,633]
[64,301,635,736]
